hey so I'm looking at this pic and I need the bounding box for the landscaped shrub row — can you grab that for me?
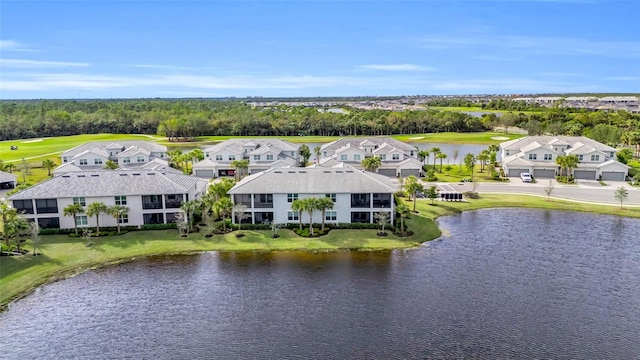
[140,223,177,230]
[40,225,140,235]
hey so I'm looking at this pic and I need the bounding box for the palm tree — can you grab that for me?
[302,197,320,236]
[317,197,334,231]
[614,186,628,208]
[214,197,233,232]
[299,144,311,166]
[361,156,382,172]
[1,200,18,246]
[556,155,568,177]
[464,153,477,180]
[313,146,321,163]
[436,153,447,173]
[107,205,129,234]
[291,198,305,231]
[86,202,108,237]
[430,147,441,170]
[418,150,429,166]
[63,203,84,235]
[396,204,410,233]
[231,159,249,181]
[168,148,184,169]
[180,199,201,233]
[233,204,248,233]
[565,154,579,179]
[104,160,119,170]
[188,149,205,173]
[404,175,424,212]
[42,159,56,177]
[477,150,489,173]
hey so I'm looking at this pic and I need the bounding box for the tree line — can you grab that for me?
[1,99,639,150]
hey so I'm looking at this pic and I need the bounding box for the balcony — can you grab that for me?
[142,195,163,210]
[351,194,371,208]
[254,194,273,208]
[372,194,391,208]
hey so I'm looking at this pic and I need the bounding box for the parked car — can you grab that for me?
[520,173,532,183]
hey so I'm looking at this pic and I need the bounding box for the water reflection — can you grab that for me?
[1,209,639,359]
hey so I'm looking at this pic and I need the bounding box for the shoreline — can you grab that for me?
[2,193,640,312]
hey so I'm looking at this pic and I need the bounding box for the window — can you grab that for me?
[76,215,88,226]
[142,195,163,209]
[143,213,164,224]
[228,155,236,161]
[291,151,295,157]
[13,200,34,214]
[254,155,261,161]
[94,158,103,165]
[122,157,131,164]
[325,193,336,202]
[37,217,60,229]
[544,154,552,161]
[354,154,361,161]
[340,154,347,161]
[35,199,58,214]
[255,194,273,208]
[287,193,298,203]
[165,194,183,208]
[392,153,400,160]
[325,211,337,221]
[73,197,86,206]
[63,157,68,163]
[323,151,327,157]
[528,154,537,160]
[137,155,145,163]
[288,211,299,221]
[266,154,274,161]
[79,159,88,165]
[115,196,127,205]
[118,214,129,224]
[216,155,223,161]
[379,154,386,160]
[591,154,600,161]
[578,155,583,161]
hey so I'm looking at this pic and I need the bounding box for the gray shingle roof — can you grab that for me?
[62,140,167,157]
[229,166,396,194]
[9,171,206,200]
[321,137,415,152]
[0,171,17,183]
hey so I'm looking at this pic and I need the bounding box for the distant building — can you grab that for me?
[58,141,168,171]
[501,136,629,181]
[193,138,300,178]
[319,137,422,177]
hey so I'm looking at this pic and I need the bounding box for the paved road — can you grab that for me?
[425,178,640,207]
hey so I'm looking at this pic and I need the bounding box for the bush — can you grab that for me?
[39,228,72,235]
[463,191,480,199]
[141,223,177,230]
[426,169,438,182]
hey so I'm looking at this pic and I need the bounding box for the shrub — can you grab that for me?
[463,191,480,199]
[426,169,438,181]
[141,223,177,230]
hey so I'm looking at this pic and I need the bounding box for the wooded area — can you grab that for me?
[0,99,639,150]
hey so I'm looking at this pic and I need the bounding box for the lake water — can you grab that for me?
[1,209,639,359]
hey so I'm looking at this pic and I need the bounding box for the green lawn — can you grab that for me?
[3,192,639,311]
[394,131,523,144]
[0,134,165,163]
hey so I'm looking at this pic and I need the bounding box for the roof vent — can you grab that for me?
[132,173,141,176]
[62,175,70,178]
[274,171,282,173]
[335,171,343,173]
[288,171,295,173]
[91,174,99,177]
[77,174,86,177]
[346,170,354,173]
[147,172,155,175]
[323,171,330,173]
[299,170,306,173]
[119,173,128,176]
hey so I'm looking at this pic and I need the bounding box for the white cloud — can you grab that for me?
[360,64,433,71]
[0,40,33,52]
[0,59,90,68]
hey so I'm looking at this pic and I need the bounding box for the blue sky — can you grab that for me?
[1,0,639,99]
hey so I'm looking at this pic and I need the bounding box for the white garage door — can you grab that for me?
[194,169,214,178]
[573,170,597,180]
[400,169,420,177]
[508,168,528,177]
[601,172,626,181]
[533,169,556,178]
[378,168,397,177]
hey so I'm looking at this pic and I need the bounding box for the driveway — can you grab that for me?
[421,177,640,206]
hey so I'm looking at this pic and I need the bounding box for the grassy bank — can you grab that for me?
[3,193,639,311]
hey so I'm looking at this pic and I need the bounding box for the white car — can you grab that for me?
[520,173,532,183]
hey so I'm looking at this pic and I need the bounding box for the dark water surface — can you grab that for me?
[1,209,639,359]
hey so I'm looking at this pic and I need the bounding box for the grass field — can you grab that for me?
[3,192,639,311]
